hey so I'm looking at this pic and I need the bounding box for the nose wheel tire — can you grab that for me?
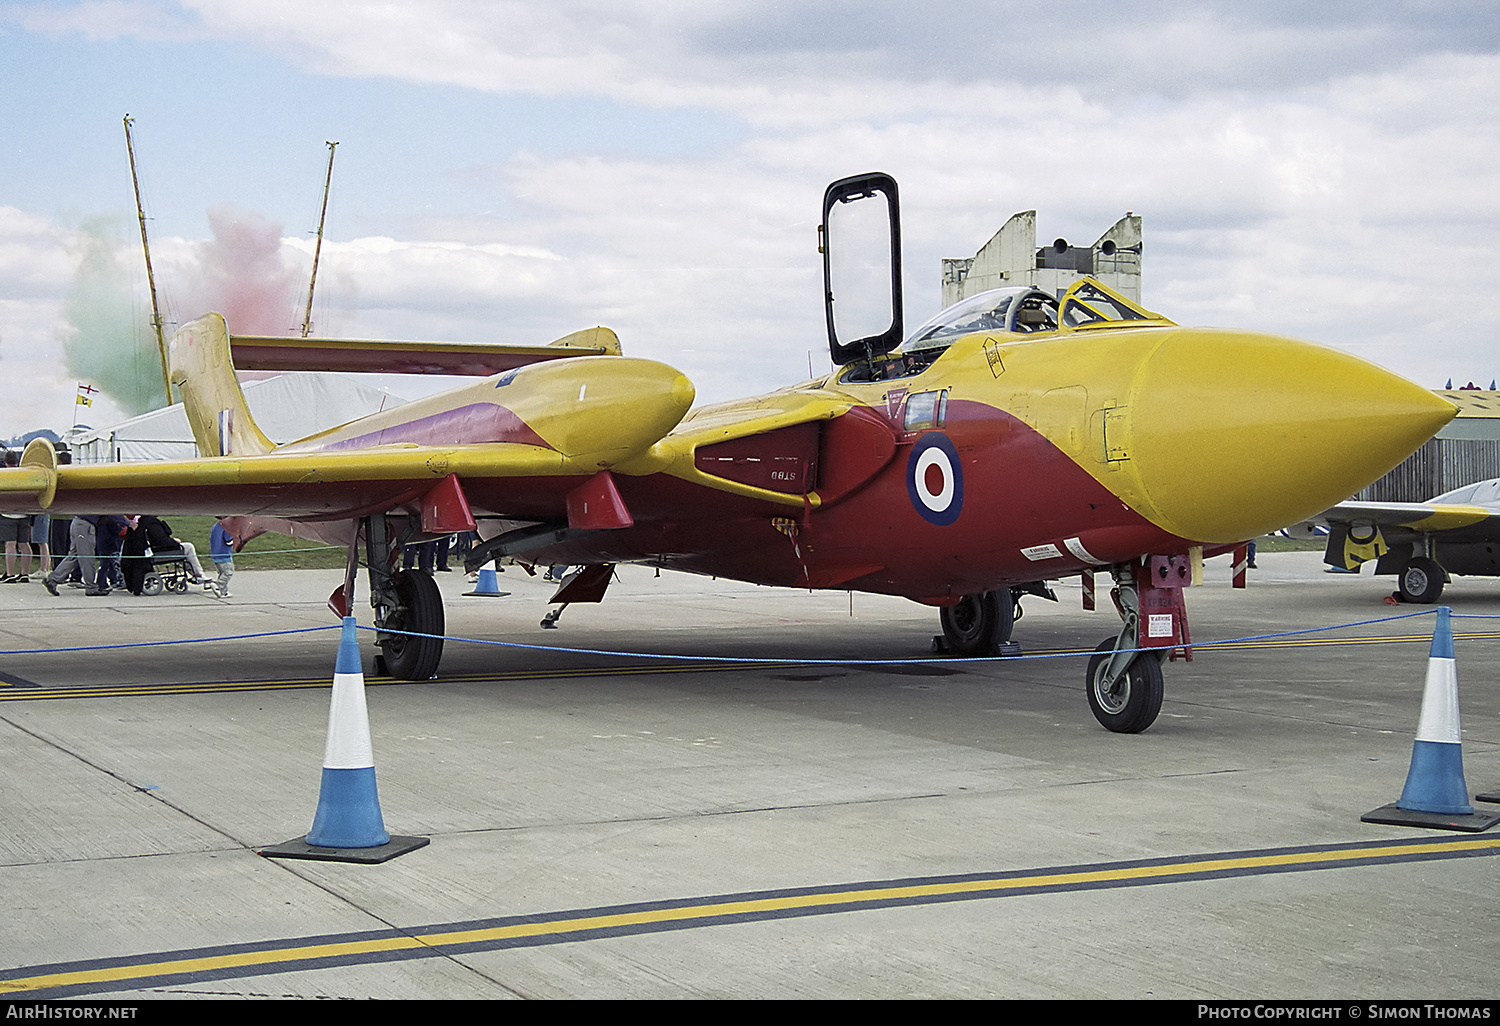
[1085,639,1164,734]
[939,590,1014,656]
[1397,557,1445,604]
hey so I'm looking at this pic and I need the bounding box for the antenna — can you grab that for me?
[123,115,172,407]
[301,141,338,338]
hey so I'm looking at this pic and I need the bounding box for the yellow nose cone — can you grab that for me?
[1121,329,1456,543]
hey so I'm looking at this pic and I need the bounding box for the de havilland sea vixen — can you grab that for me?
[0,173,1456,733]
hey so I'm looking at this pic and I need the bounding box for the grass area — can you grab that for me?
[164,516,347,571]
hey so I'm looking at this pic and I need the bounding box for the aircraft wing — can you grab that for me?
[0,315,694,530]
[1302,499,1500,569]
[1311,500,1495,534]
[0,308,890,533]
[0,443,600,522]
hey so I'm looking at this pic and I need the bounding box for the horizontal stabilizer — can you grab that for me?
[229,326,621,376]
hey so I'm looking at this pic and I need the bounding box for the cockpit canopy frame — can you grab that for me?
[821,172,904,367]
[839,276,1175,385]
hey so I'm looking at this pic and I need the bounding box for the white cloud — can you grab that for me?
[0,208,89,440]
[53,1,1487,121]
[8,0,207,41]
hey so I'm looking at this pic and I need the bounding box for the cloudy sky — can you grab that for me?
[2,0,1497,439]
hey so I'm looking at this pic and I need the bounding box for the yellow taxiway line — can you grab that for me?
[4,836,1498,997]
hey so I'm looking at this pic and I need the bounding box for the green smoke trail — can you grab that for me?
[62,217,168,418]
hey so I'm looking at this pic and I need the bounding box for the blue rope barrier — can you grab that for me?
[0,605,1480,665]
[351,606,1450,668]
[0,624,340,656]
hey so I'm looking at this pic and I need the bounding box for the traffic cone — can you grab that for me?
[306,616,389,847]
[1362,607,1500,831]
[259,618,429,863]
[464,562,509,598]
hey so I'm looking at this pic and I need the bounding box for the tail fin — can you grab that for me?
[168,313,276,457]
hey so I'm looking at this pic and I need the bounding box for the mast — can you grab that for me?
[123,114,172,407]
[301,140,338,338]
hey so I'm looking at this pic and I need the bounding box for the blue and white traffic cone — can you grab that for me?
[1397,606,1471,816]
[464,561,509,597]
[1363,607,1499,831]
[259,618,429,862]
[306,616,389,848]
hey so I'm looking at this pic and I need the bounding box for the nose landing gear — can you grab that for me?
[1084,564,1175,734]
[1085,638,1164,734]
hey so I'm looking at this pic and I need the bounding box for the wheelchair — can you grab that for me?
[141,551,197,596]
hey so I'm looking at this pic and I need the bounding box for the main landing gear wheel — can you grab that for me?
[1398,557,1445,604]
[378,570,445,680]
[1085,639,1164,734]
[939,590,1014,656]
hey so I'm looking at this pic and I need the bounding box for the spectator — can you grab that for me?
[0,450,26,583]
[209,517,235,598]
[95,514,128,593]
[30,512,50,575]
[121,517,148,595]
[43,516,99,597]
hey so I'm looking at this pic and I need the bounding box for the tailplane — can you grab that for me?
[168,313,276,457]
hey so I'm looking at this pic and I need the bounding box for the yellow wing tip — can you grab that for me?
[550,326,621,355]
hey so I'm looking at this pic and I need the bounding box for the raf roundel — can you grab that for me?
[907,432,964,526]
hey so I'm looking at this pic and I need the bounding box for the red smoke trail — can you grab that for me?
[173,203,302,337]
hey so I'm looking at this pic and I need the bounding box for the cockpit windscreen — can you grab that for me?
[902,287,1057,354]
[842,287,1059,383]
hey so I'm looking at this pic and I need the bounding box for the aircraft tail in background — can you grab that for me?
[168,313,276,458]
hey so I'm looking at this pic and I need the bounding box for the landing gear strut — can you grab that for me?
[363,514,445,680]
[1087,568,1164,734]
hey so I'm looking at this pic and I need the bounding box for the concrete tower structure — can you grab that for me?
[941,211,1142,308]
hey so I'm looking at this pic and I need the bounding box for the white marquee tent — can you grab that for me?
[71,374,408,463]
